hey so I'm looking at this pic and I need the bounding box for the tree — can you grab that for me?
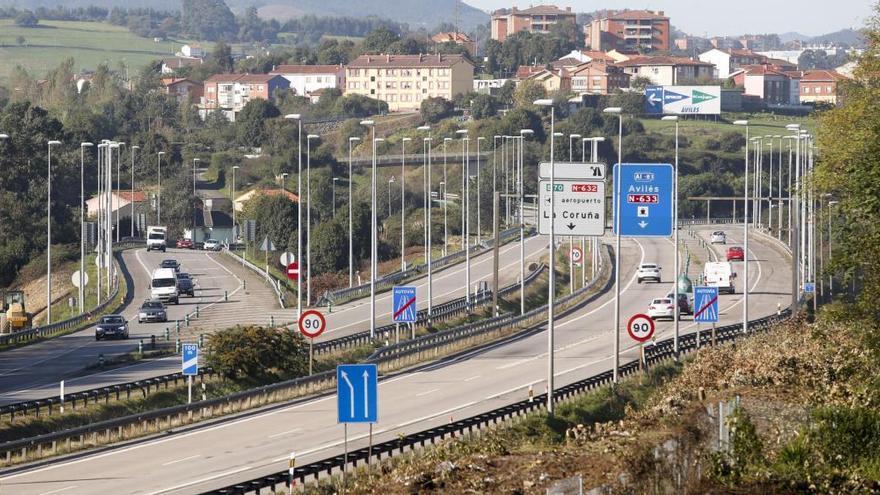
[362,27,400,53]
[181,0,237,41]
[513,79,546,107]
[311,219,348,273]
[470,93,498,119]
[630,76,653,91]
[210,41,235,73]
[236,99,281,147]
[241,193,299,251]
[206,325,308,379]
[420,96,454,123]
[719,131,746,153]
[14,10,38,28]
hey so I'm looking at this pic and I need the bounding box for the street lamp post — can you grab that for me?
[401,137,411,271]
[493,135,501,243]
[443,137,452,256]
[518,129,533,316]
[192,157,200,236]
[156,151,165,224]
[535,98,556,414]
[46,140,62,324]
[423,135,435,321]
[232,165,239,240]
[456,130,471,308]
[80,142,94,313]
[348,136,360,287]
[418,126,431,266]
[734,120,750,331]
[306,134,319,306]
[662,116,680,357]
[115,143,125,242]
[360,119,377,338]
[388,176,395,217]
[568,134,581,161]
[332,177,339,217]
[284,113,303,319]
[786,124,802,311]
[96,143,106,302]
[476,136,485,243]
[130,145,138,237]
[603,106,623,383]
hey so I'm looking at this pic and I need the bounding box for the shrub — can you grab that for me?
[206,325,308,379]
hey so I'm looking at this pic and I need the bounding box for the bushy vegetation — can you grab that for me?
[206,325,308,379]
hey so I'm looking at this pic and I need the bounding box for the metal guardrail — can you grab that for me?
[201,306,794,494]
[0,240,142,346]
[221,249,285,309]
[316,226,528,307]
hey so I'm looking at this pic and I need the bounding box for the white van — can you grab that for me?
[704,262,736,294]
[150,268,179,304]
[147,226,167,252]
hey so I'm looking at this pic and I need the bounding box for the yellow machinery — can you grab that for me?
[1,290,31,333]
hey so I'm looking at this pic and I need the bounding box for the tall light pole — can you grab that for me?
[360,120,377,338]
[306,134,319,306]
[284,114,303,319]
[518,129,533,316]
[400,137,411,271]
[114,142,124,242]
[492,135,502,242]
[786,124,801,311]
[96,143,106,302]
[443,137,452,256]
[456,130,471,307]
[192,158,200,195]
[46,140,62,324]
[332,177,339,217]
[734,120,750,332]
[661,116,680,357]
[603,106,623,383]
[417,125,432,265]
[827,199,838,298]
[535,98,556,414]
[347,136,360,287]
[424,135,434,320]
[568,133,581,161]
[388,176,395,217]
[476,136,485,243]
[156,151,165,224]
[776,135,784,239]
[130,145,138,237]
[80,142,94,313]
[232,165,239,240]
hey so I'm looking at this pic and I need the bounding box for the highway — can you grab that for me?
[0,235,547,403]
[0,227,793,494]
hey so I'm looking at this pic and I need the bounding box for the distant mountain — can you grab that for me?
[809,28,864,47]
[779,32,810,43]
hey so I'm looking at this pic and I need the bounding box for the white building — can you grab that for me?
[180,44,205,59]
[616,56,715,86]
[269,65,346,97]
[698,48,767,79]
[474,78,510,94]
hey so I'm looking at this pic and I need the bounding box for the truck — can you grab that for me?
[703,261,736,294]
[147,226,167,252]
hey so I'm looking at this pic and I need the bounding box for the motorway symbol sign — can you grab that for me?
[298,309,326,338]
[71,270,89,288]
[337,364,378,423]
[279,252,295,266]
[287,261,299,281]
[627,314,655,343]
[804,282,815,294]
[646,86,663,114]
[570,246,583,264]
[392,286,418,323]
[182,344,199,376]
[693,286,720,323]
[539,162,606,180]
[612,163,674,237]
[538,179,606,236]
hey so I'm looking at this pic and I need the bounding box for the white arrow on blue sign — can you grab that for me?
[337,364,378,423]
[645,86,663,114]
[182,344,199,376]
[804,282,815,294]
[693,286,719,323]
[612,163,674,237]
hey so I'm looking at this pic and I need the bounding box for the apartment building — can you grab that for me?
[615,56,714,86]
[570,62,630,95]
[160,78,204,103]
[344,54,474,112]
[585,10,670,52]
[730,66,800,105]
[491,5,576,42]
[201,73,290,121]
[269,65,345,97]
[798,69,848,105]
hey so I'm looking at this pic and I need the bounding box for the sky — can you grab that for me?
[465,0,873,37]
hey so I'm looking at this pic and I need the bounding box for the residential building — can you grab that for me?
[474,78,510,95]
[431,32,476,55]
[344,54,474,112]
[515,65,547,80]
[615,56,715,86]
[570,62,630,94]
[180,44,205,59]
[234,188,300,212]
[674,36,711,54]
[584,10,670,52]
[551,57,585,72]
[730,66,800,105]
[491,5,576,42]
[710,37,743,50]
[559,49,618,65]
[161,57,203,75]
[525,68,571,93]
[269,64,346,97]
[699,48,767,79]
[160,78,203,103]
[201,73,290,121]
[797,69,848,105]
[756,50,804,65]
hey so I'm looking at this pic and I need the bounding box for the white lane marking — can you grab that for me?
[37,486,78,495]
[463,375,481,382]
[415,388,439,397]
[495,357,535,370]
[140,465,253,495]
[161,454,201,466]
[268,428,302,439]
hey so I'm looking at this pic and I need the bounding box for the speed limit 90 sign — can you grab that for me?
[298,310,326,338]
[627,313,655,342]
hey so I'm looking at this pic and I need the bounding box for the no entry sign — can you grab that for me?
[287,261,299,281]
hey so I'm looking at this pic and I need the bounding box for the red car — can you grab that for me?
[176,239,194,249]
[726,246,744,262]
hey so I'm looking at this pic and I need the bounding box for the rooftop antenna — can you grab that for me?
[454,0,460,35]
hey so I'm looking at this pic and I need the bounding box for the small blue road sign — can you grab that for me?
[645,86,663,114]
[182,344,199,376]
[337,364,378,423]
[612,163,674,237]
[392,286,417,323]
[693,286,720,323]
[804,282,815,294]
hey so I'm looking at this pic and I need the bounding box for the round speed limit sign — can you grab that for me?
[627,313,655,342]
[570,246,583,264]
[298,309,326,339]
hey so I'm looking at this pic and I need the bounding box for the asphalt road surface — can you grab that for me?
[0,227,793,494]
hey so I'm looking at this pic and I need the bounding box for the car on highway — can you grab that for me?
[726,246,745,262]
[160,259,180,272]
[710,231,727,244]
[137,299,167,323]
[150,267,179,304]
[666,292,693,315]
[176,238,194,249]
[203,239,221,251]
[177,272,195,297]
[636,263,662,283]
[648,298,676,320]
[95,314,129,340]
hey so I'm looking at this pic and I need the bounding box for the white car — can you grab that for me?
[710,231,727,244]
[636,263,662,283]
[648,297,676,320]
[203,239,221,251]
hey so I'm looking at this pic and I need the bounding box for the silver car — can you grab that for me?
[710,231,727,244]
[138,299,168,323]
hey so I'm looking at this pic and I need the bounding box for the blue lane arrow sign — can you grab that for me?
[645,86,663,114]
[337,364,378,423]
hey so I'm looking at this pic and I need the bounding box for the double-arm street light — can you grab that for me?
[443,137,452,256]
[46,140,62,324]
[80,142,94,313]
[455,129,471,308]
[348,136,361,287]
[360,119,377,338]
[661,115,681,357]
[518,128,534,316]
[476,136,485,243]
[734,120,750,330]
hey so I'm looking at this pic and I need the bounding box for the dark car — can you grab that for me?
[137,299,167,323]
[160,259,180,272]
[96,314,129,340]
[176,239,194,249]
[666,292,693,315]
[726,246,745,262]
[177,272,195,297]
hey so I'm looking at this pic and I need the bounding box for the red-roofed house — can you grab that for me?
[525,68,571,93]
[615,56,715,86]
[797,70,849,105]
[269,65,345,97]
[160,78,203,103]
[201,73,290,121]
[161,57,203,75]
[234,188,300,212]
[85,191,146,220]
[585,10,671,52]
[570,62,630,95]
[431,32,476,55]
[730,65,800,105]
[491,5,576,42]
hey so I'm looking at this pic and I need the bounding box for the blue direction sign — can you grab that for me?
[693,286,720,323]
[612,163,674,237]
[804,282,816,294]
[392,286,417,323]
[337,364,378,423]
[645,86,663,114]
[182,344,199,376]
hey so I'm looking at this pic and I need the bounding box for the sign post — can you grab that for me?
[337,364,378,485]
[694,286,719,348]
[627,313,655,369]
[288,451,296,495]
[299,309,326,375]
[182,343,199,404]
